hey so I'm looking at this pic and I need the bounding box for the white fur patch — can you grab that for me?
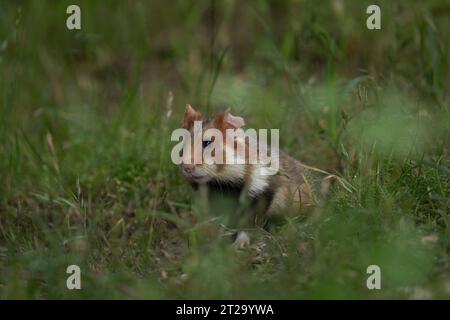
[248,164,269,197]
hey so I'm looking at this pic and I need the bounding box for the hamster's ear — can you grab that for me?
[226,112,245,128]
[215,109,245,129]
[183,104,202,129]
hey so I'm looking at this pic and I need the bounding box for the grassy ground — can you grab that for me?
[0,0,449,299]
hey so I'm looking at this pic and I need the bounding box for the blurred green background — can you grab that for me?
[0,0,449,299]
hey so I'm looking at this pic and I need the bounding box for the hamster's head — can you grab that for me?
[180,104,246,185]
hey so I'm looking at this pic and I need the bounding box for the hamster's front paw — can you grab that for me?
[232,231,250,249]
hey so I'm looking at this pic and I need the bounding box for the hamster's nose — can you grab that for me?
[182,164,195,174]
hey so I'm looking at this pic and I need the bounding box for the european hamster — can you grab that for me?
[179,104,325,248]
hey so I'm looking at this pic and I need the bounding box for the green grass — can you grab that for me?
[0,0,449,299]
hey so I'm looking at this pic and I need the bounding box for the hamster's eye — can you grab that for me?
[202,140,212,148]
